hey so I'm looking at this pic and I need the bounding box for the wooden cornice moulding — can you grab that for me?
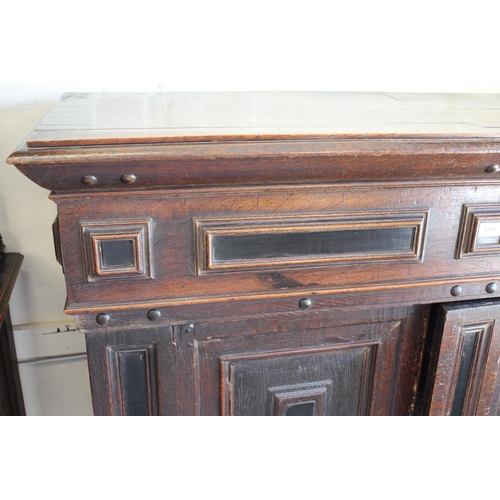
[7,92,500,192]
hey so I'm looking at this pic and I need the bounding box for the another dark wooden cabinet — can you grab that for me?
[0,253,25,416]
[8,92,500,416]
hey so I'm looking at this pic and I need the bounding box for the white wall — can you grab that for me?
[14,322,93,416]
[1,1,500,415]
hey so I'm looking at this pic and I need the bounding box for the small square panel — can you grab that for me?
[81,220,152,282]
[285,402,316,416]
[99,238,136,270]
[457,205,500,259]
[269,382,328,416]
[476,221,500,247]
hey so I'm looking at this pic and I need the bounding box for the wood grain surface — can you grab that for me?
[23,92,500,147]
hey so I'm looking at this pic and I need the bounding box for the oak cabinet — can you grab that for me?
[8,92,500,416]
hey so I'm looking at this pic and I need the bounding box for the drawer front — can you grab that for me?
[55,183,500,312]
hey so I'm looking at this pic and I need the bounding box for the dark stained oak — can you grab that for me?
[7,92,500,416]
[7,93,500,192]
[48,184,500,314]
[423,299,500,416]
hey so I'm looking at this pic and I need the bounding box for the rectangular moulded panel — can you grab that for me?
[196,211,428,274]
[212,226,415,261]
[107,343,159,416]
[425,299,500,416]
[457,204,500,258]
[450,328,481,416]
[220,344,378,416]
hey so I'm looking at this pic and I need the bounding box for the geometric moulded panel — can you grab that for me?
[268,381,330,416]
[220,343,378,416]
[106,342,159,416]
[196,211,428,274]
[456,204,500,259]
[430,320,495,416]
[425,299,500,416]
[449,324,491,416]
[81,220,152,281]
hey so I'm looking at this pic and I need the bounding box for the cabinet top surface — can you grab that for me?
[21,92,500,148]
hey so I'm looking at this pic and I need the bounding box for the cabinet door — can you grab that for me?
[425,299,500,416]
[195,305,430,416]
[85,324,197,416]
